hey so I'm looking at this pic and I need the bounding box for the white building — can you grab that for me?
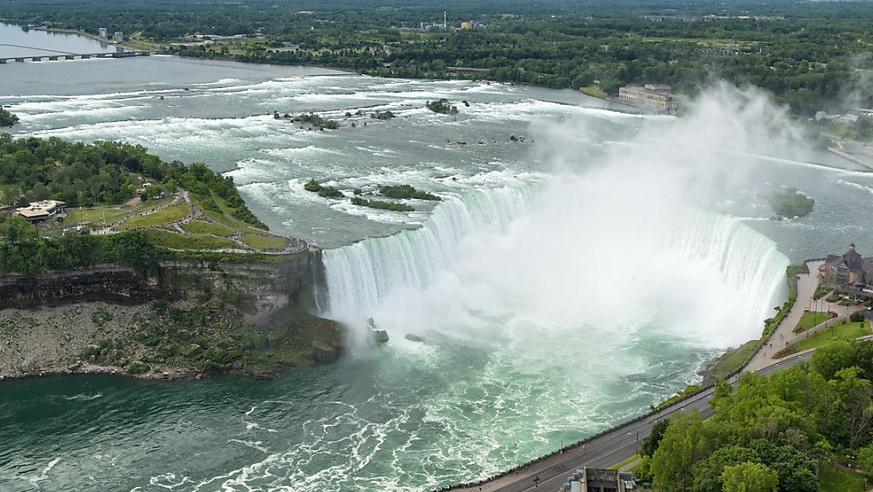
[98,27,108,39]
[114,31,124,43]
[617,84,680,113]
[16,200,66,222]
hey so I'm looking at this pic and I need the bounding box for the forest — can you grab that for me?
[2,0,872,115]
[0,134,266,229]
[0,135,269,275]
[637,339,873,491]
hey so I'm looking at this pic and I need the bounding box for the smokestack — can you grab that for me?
[444,11,447,29]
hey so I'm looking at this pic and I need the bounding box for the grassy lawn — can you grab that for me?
[790,320,870,352]
[64,196,175,227]
[129,195,174,212]
[182,220,234,237]
[66,207,130,226]
[116,202,192,230]
[795,311,830,333]
[240,234,287,250]
[145,229,238,250]
[705,339,759,381]
[581,86,608,98]
[212,194,267,233]
[189,194,265,236]
[819,461,864,491]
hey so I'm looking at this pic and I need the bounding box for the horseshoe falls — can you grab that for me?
[323,179,790,353]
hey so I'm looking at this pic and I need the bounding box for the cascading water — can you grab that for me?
[322,173,789,352]
[322,185,537,330]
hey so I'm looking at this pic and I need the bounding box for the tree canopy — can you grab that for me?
[6,0,870,114]
[0,134,266,229]
[645,339,873,491]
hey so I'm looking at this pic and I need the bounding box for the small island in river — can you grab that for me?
[767,188,815,218]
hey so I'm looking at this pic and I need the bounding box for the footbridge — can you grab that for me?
[0,44,152,64]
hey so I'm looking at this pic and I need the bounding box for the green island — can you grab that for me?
[767,188,815,218]
[380,184,441,201]
[351,196,415,212]
[305,179,440,211]
[0,107,19,127]
[275,111,341,130]
[426,99,459,115]
[0,135,344,380]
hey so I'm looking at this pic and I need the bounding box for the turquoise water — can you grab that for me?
[3,26,873,492]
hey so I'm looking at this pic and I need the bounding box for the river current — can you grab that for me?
[3,25,873,491]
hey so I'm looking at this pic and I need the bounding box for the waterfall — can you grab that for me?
[321,178,789,350]
[322,185,535,319]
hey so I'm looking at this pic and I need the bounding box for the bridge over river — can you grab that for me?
[0,44,151,63]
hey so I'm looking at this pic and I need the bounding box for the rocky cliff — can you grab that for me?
[0,250,344,380]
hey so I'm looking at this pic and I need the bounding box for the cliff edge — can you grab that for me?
[0,250,344,380]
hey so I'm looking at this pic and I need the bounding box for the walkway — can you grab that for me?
[746,260,861,372]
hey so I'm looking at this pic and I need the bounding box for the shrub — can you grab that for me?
[426,99,458,115]
[317,186,343,198]
[126,360,150,374]
[304,180,321,192]
[379,184,440,201]
[351,196,414,211]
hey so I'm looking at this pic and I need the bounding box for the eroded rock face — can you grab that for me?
[0,251,344,380]
[0,265,161,309]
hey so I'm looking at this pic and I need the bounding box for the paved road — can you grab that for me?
[448,259,865,492]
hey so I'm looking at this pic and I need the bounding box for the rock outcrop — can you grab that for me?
[0,250,344,380]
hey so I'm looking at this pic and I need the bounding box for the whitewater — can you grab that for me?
[5,45,873,491]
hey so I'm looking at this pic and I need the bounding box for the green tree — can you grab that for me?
[812,340,855,380]
[642,419,670,458]
[652,411,709,492]
[749,441,817,492]
[857,442,873,480]
[720,462,778,492]
[0,107,19,127]
[691,446,761,492]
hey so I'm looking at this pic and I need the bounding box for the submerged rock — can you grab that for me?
[404,334,425,343]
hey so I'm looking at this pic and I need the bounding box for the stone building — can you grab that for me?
[819,243,873,293]
[617,84,680,113]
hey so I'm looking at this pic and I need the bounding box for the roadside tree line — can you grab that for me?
[638,339,873,491]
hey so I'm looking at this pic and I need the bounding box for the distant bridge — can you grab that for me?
[0,44,152,64]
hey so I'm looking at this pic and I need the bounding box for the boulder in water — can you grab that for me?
[404,334,425,343]
[372,330,389,344]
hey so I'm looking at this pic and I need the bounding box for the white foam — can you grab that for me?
[28,457,60,488]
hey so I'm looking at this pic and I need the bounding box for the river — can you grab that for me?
[2,24,873,491]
